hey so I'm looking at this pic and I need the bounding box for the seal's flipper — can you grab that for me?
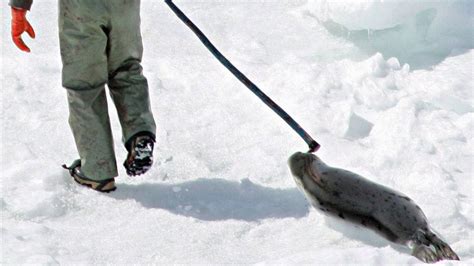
[412,244,440,263]
[411,229,459,263]
[428,233,460,261]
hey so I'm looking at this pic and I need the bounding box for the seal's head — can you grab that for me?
[288,151,327,183]
[288,152,309,179]
[288,152,309,191]
[288,151,326,194]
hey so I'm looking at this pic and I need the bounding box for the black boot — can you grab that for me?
[124,134,155,176]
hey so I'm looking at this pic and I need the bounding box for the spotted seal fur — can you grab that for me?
[288,152,459,263]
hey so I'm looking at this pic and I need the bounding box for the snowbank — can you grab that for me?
[307,0,473,69]
[308,0,472,31]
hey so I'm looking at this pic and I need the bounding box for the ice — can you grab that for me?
[307,0,473,69]
[345,112,373,140]
[1,0,473,264]
[308,0,444,30]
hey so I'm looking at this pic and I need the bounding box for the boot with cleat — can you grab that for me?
[124,133,155,176]
[62,160,117,193]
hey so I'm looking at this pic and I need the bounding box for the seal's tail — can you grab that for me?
[411,229,459,263]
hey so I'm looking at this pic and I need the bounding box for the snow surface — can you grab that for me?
[1,0,473,264]
[307,0,473,71]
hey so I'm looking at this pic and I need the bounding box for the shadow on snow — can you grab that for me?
[110,178,310,222]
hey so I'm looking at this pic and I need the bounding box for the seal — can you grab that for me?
[288,152,459,263]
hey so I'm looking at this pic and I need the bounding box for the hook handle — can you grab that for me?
[165,0,321,153]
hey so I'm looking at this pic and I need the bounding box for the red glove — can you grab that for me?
[11,7,35,53]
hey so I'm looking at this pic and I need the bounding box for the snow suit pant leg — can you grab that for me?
[66,88,118,181]
[59,0,118,181]
[106,0,156,146]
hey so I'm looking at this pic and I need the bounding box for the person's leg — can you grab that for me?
[65,89,117,181]
[59,0,118,181]
[106,0,156,147]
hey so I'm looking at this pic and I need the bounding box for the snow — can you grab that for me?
[1,0,473,264]
[308,0,466,29]
[307,0,473,70]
